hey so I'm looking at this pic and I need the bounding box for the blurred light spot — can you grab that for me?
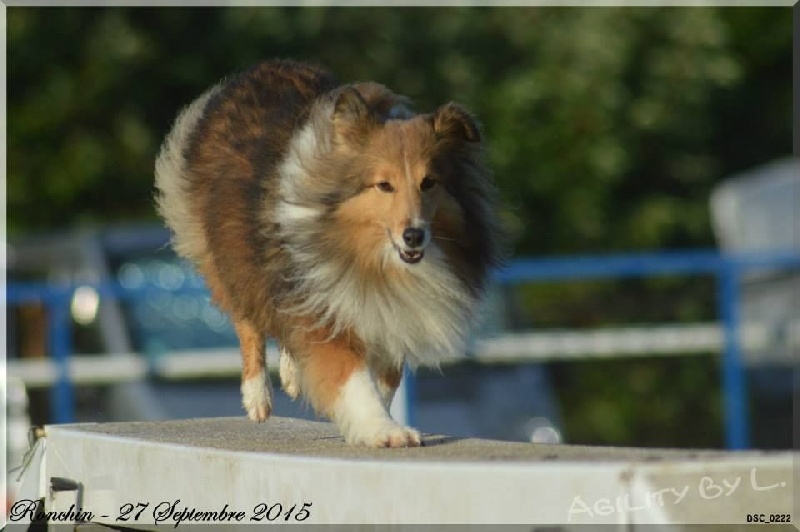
[148,292,173,311]
[71,286,100,325]
[202,305,227,331]
[157,263,185,290]
[525,417,562,444]
[186,269,205,287]
[531,425,562,444]
[118,263,144,289]
[172,296,199,321]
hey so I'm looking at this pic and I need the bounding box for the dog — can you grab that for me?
[155,59,501,447]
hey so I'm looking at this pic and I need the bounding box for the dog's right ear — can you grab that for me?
[433,102,482,143]
[332,87,378,146]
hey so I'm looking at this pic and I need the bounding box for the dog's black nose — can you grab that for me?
[402,228,425,248]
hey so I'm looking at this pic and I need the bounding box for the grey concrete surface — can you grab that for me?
[39,417,796,527]
[59,416,781,463]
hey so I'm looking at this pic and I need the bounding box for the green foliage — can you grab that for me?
[518,276,717,329]
[8,7,791,249]
[553,356,723,447]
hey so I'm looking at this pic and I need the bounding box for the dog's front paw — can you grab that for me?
[346,420,422,448]
[241,371,273,422]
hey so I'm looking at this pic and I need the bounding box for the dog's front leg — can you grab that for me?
[291,329,421,448]
[235,319,273,422]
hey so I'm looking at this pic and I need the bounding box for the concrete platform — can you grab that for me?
[11,417,798,529]
[53,416,743,461]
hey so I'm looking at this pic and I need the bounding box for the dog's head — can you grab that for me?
[329,87,485,268]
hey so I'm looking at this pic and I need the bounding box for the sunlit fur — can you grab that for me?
[154,84,221,262]
[276,116,476,368]
[154,59,502,446]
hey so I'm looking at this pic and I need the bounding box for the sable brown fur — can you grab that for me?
[155,59,502,447]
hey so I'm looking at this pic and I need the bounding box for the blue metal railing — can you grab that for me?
[7,249,800,449]
[488,249,800,450]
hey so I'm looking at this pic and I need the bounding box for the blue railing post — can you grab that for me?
[403,365,416,428]
[717,259,749,449]
[48,289,75,423]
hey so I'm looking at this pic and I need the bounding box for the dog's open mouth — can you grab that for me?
[389,230,426,265]
[398,249,424,264]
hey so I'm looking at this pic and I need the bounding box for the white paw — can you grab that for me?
[279,347,300,400]
[241,371,272,422]
[345,419,422,448]
[333,368,421,448]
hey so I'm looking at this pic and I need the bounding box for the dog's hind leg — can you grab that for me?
[279,346,301,400]
[196,260,272,421]
[235,319,273,422]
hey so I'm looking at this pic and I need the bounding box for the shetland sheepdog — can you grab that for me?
[155,59,501,447]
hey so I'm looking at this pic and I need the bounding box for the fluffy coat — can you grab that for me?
[155,59,501,446]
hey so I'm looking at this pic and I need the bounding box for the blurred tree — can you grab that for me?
[8,7,791,251]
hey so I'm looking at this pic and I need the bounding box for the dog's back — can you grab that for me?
[156,60,338,330]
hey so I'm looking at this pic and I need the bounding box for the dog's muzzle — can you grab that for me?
[395,227,428,264]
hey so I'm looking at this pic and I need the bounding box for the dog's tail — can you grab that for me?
[154,84,221,263]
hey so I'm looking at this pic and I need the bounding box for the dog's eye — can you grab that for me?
[376,181,395,193]
[420,176,437,191]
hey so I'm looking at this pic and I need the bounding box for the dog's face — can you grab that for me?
[331,88,482,268]
[338,119,442,265]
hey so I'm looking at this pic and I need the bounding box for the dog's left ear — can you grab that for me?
[433,102,481,143]
[332,86,379,146]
